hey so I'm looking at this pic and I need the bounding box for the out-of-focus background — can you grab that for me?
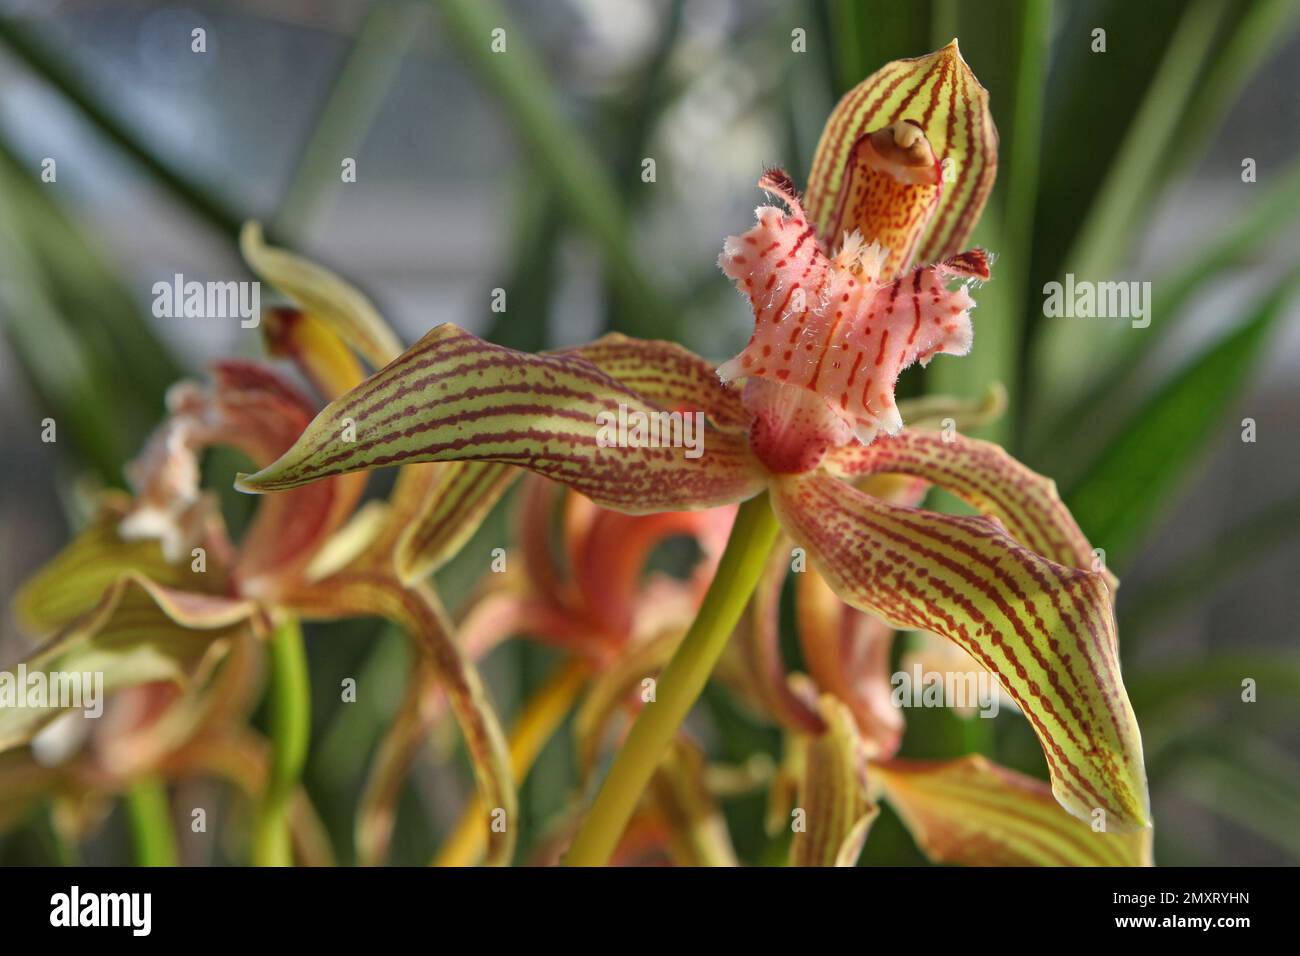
[1,0,1298,865]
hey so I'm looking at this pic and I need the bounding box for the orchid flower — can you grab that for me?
[235,41,1150,865]
[3,231,521,865]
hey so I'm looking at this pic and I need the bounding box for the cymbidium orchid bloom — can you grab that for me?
[3,230,521,865]
[235,41,1150,865]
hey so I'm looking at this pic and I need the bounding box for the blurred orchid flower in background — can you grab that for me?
[2,231,521,865]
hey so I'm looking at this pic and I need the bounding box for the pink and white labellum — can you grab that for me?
[718,167,989,474]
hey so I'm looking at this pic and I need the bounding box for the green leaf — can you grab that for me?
[1170,742,1300,862]
[1033,154,1300,478]
[436,0,671,338]
[0,14,244,237]
[1122,489,1300,632]
[271,1,425,241]
[1065,274,1298,565]
[1028,0,1226,409]
[0,141,182,480]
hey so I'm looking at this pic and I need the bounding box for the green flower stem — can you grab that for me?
[253,616,311,867]
[565,492,780,866]
[125,777,177,867]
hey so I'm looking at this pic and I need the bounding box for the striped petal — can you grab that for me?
[240,222,402,369]
[0,573,256,751]
[648,740,739,867]
[770,473,1150,831]
[824,429,1116,589]
[875,755,1153,866]
[790,696,878,867]
[236,324,765,513]
[13,494,229,635]
[393,462,518,584]
[279,573,516,866]
[806,40,998,270]
[561,335,752,433]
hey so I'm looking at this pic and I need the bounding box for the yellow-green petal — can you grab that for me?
[236,324,766,515]
[771,473,1150,831]
[876,754,1153,866]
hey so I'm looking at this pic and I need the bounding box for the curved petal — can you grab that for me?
[261,306,368,401]
[13,494,229,635]
[279,574,516,865]
[434,661,587,867]
[0,573,256,751]
[122,361,366,597]
[770,473,1150,831]
[736,543,826,733]
[393,462,518,584]
[561,335,751,433]
[573,502,732,646]
[240,222,402,369]
[875,755,1153,866]
[790,696,878,867]
[806,40,998,268]
[237,324,765,514]
[796,569,904,757]
[824,429,1117,590]
[210,362,368,592]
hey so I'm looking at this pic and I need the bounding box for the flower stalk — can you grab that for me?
[564,492,780,866]
[252,616,311,866]
[125,777,178,867]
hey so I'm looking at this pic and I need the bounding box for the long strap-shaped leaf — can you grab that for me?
[771,473,1149,831]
